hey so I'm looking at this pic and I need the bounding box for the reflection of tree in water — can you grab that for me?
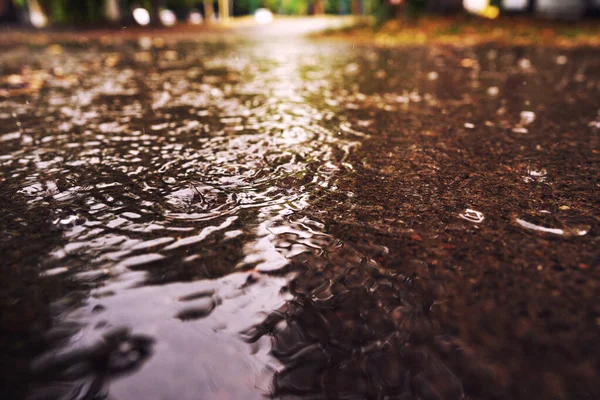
[30,331,153,400]
[0,182,155,400]
[29,328,153,400]
[0,190,154,400]
[245,241,510,400]
[0,189,152,400]
[0,189,71,400]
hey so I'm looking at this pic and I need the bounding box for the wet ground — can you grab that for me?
[0,32,599,400]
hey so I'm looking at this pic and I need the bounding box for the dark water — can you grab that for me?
[0,37,599,400]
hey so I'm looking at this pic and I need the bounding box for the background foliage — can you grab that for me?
[14,0,456,25]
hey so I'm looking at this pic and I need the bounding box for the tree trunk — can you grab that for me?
[313,0,325,14]
[104,0,120,23]
[351,0,361,15]
[218,0,229,22]
[0,0,8,17]
[151,0,161,25]
[204,0,215,22]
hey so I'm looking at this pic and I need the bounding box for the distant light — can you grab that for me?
[159,9,177,27]
[188,10,203,25]
[29,0,48,28]
[255,8,273,24]
[30,10,48,28]
[464,0,498,19]
[133,8,151,26]
[502,0,527,11]
[463,0,488,14]
[481,5,499,19]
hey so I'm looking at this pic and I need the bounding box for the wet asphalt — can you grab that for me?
[0,26,599,400]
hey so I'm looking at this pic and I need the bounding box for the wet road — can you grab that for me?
[0,34,599,400]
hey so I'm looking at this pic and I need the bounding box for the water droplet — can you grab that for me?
[40,267,69,277]
[459,209,484,223]
[520,111,536,125]
[523,168,547,183]
[516,214,589,237]
[518,58,532,70]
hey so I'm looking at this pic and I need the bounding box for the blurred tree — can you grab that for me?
[104,0,119,22]
[405,0,426,16]
[374,0,458,25]
[16,0,465,22]
[233,0,251,15]
[324,0,337,13]
[165,0,196,6]
[33,0,103,24]
[526,0,535,13]
[260,0,278,12]
[13,0,127,24]
[1,0,21,22]
[150,0,161,24]
[204,0,214,20]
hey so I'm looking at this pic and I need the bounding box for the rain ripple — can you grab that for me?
[1,40,367,400]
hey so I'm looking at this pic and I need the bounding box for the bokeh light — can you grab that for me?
[29,0,48,28]
[463,0,488,14]
[159,9,177,27]
[133,8,151,26]
[188,10,203,25]
[255,8,274,24]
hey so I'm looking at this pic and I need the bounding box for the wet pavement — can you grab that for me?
[0,33,599,400]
